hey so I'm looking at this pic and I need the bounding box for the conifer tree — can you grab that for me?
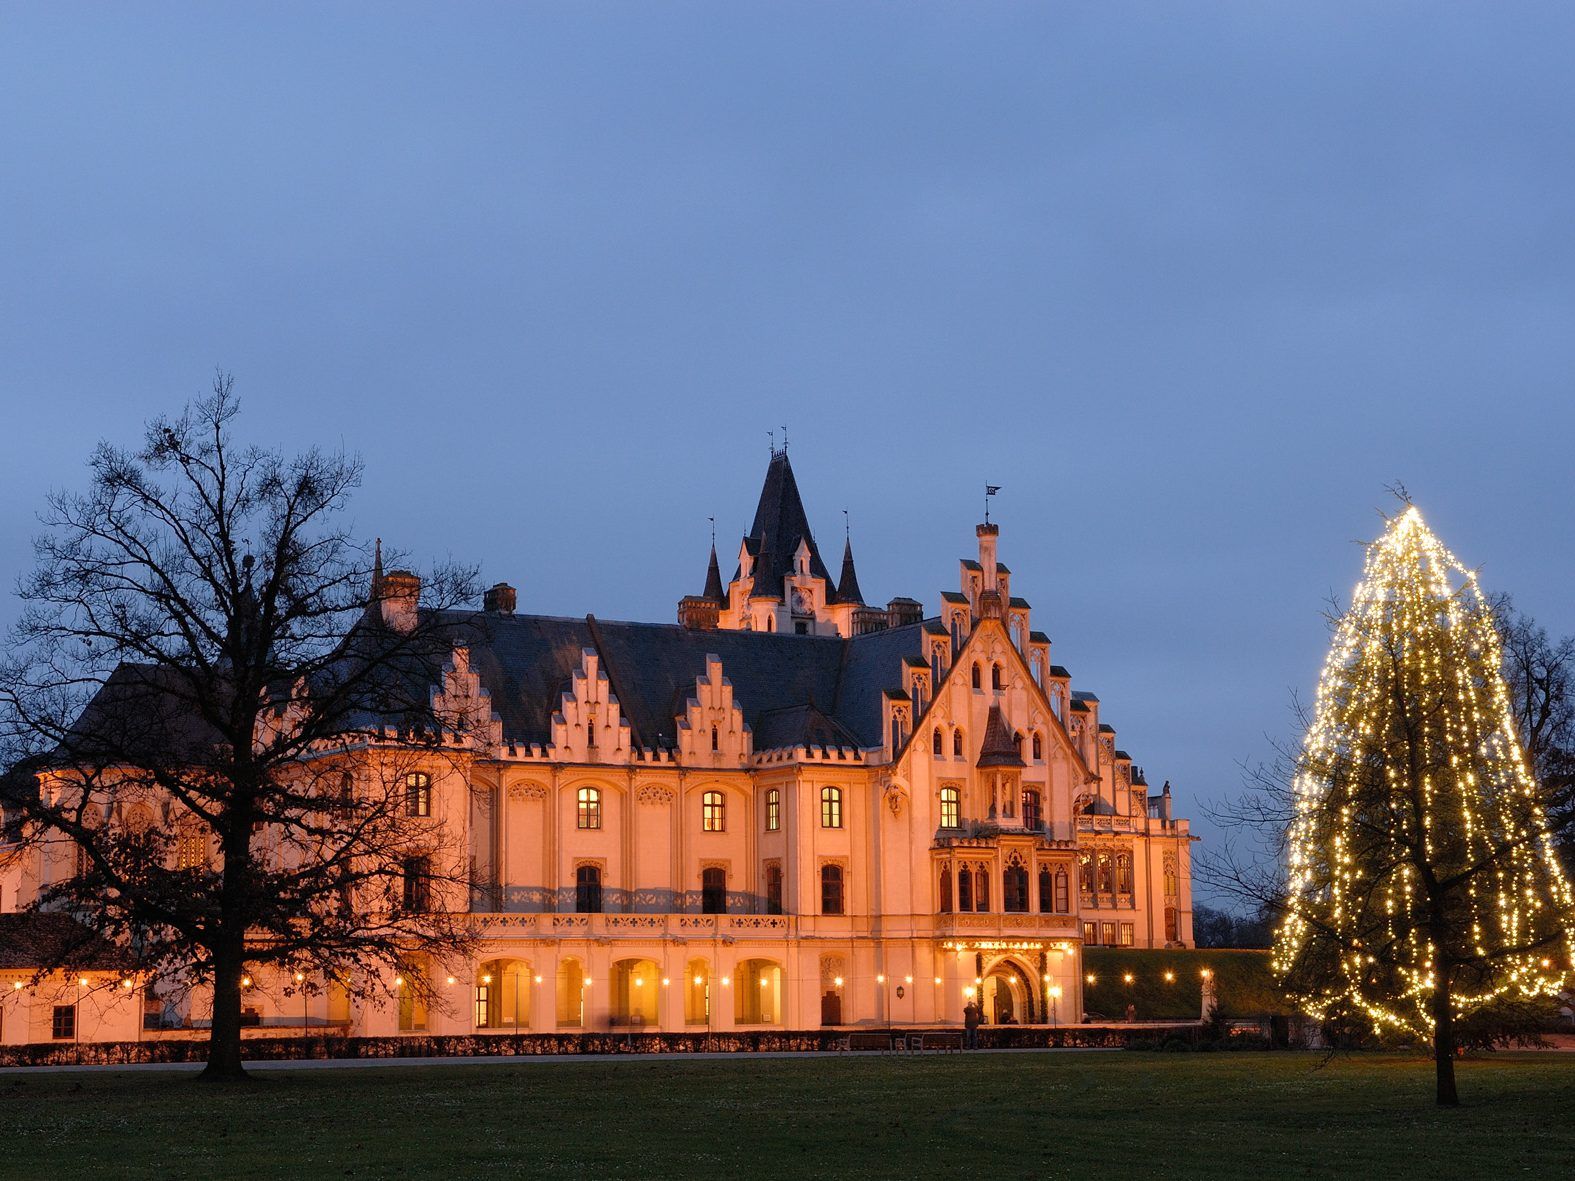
[1275,506,1575,1105]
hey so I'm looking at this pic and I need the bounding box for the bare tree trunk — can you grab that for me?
[201,930,249,1081]
[1432,973,1459,1107]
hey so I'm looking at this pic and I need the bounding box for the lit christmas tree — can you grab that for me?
[1275,506,1575,1105]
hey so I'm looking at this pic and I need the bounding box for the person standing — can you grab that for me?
[963,1000,982,1050]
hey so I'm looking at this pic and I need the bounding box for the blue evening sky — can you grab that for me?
[5,4,1574,896]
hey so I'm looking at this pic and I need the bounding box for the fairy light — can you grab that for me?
[1275,506,1575,1037]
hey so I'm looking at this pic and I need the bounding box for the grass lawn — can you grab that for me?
[2,1051,1572,1178]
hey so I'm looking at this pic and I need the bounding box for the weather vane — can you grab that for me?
[985,483,1001,523]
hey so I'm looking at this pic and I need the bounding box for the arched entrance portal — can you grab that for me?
[982,960,1036,1026]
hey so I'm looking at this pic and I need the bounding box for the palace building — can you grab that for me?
[0,450,1194,1045]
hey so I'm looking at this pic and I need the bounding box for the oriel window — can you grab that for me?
[405,772,431,818]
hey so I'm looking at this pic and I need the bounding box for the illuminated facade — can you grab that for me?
[0,450,1193,1043]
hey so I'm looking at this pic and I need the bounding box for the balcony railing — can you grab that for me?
[468,912,795,938]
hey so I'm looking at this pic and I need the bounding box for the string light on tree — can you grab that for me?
[1274,505,1575,1105]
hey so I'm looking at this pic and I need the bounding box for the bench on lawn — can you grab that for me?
[913,1032,963,1053]
[842,1032,894,1052]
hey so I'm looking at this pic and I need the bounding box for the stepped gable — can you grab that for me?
[454,609,928,753]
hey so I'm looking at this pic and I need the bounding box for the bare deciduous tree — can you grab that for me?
[0,376,483,1079]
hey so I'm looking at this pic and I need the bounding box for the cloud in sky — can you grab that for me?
[5,4,1574,896]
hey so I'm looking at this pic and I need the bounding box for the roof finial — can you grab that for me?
[371,536,384,599]
[708,515,715,546]
[768,428,774,455]
[843,507,849,541]
[781,424,788,453]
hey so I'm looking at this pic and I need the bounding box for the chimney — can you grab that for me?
[484,582,517,615]
[885,597,923,629]
[976,523,1002,619]
[380,569,421,633]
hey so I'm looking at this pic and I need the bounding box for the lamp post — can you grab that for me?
[1049,984,1061,1029]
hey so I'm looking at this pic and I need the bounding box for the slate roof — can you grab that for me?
[835,537,865,605]
[976,703,1025,768]
[452,611,929,752]
[737,452,833,597]
[700,544,724,602]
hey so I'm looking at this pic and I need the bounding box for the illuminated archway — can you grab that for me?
[556,957,586,1028]
[611,958,660,1027]
[734,959,783,1025]
[476,958,532,1030]
[981,959,1034,1026]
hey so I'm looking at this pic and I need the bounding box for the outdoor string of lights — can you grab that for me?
[1275,507,1575,1035]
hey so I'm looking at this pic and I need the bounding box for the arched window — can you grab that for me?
[938,866,952,913]
[1164,861,1179,898]
[1097,853,1114,895]
[931,648,942,684]
[933,727,944,756]
[958,864,973,912]
[1116,854,1134,897]
[174,824,207,871]
[1054,868,1070,913]
[576,787,601,830]
[1003,863,1028,912]
[1031,732,1043,760]
[405,772,431,817]
[951,614,963,651]
[1038,866,1053,914]
[971,663,981,690]
[820,786,842,829]
[820,864,845,915]
[1021,789,1042,831]
[974,867,990,912]
[701,867,727,913]
[991,664,1002,690]
[1165,906,1179,942]
[939,786,959,829]
[711,726,719,751]
[765,864,783,914]
[575,865,602,913]
[586,719,596,747]
[702,790,725,832]
[1079,853,1094,895]
[765,788,780,832]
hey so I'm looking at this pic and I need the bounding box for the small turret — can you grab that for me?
[678,542,725,630]
[835,536,865,605]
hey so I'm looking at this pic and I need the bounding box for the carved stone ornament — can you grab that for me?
[882,775,909,818]
[637,784,674,806]
[508,781,548,801]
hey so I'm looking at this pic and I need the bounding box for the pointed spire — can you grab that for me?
[744,451,831,597]
[702,542,724,603]
[835,535,865,605]
[977,704,1025,768]
[371,537,384,602]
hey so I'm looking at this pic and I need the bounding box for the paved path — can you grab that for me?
[0,1045,1119,1075]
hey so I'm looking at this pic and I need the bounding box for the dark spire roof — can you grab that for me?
[976,703,1025,768]
[741,451,832,597]
[835,536,865,605]
[701,543,724,603]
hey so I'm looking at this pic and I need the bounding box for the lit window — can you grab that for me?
[820,786,842,829]
[765,788,780,832]
[1101,921,1116,946]
[939,787,959,830]
[1055,868,1070,913]
[1119,922,1135,947]
[974,867,990,912]
[1083,921,1098,945]
[576,865,603,913]
[1021,789,1042,831]
[702,791,725,832]
[405,772,431,818]
[1117,854,1134,897]
[820,864,845,915]
[174,825,207,871]
[52,1004,75,1040]
[577,787,602,830]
